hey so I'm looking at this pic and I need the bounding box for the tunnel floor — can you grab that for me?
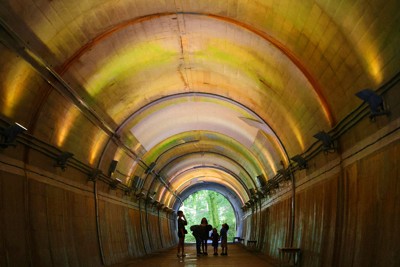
[111,243,276,267]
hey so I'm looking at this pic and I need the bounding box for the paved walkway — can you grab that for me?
[113,243,276,267]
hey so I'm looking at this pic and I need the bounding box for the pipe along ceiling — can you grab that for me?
[0,0,399,218]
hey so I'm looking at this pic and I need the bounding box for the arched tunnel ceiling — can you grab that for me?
[0,1,399,210]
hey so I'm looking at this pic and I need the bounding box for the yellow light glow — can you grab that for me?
[2,62,34,117]
[113,148,124,162]
[286,116,305,152]
[159,184,177,206]
[355,30,383,85]
[88,131,108,165]
[159,187,167,200]
[264,150,277,174]
[85,43,175,97]
[56,105,80,147]
[266,134,291,168]
[165,193,174,208]
[173,175,198,191]
[159,191,171,207]
[365,55,383,85]
[126,159,140,184]
[338,9,383,84]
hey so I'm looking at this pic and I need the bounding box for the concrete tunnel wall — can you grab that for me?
[241,80,400,266]
[0,76,400,266]
[0,147,178,266]
[242,141,400,266]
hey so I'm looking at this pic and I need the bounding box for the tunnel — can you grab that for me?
[0,1,399,266]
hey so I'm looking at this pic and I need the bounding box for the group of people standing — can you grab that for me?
[177,210,229,258]
[209,221,229,256]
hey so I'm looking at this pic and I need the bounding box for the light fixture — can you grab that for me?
[124,188,133,196]
[256,175,267,188]
[252,193,259,200]
[157,174,166,184]
[132,175,145,190]
[108,160,118,176]
[257,190,265,198]
[0,122,27,148]
[145,162,156,174]
[135,191,145,200]
[88,169,102,182]
[248,189,258,200]
[131,175,141,190]
[267,180,279,192]
[54,152,74,171]
[146,194,154,204]
[110,178,122,189]
[139,178,145,190]
[291,155,308,169]
[277,168,290,179]
[249,188,256,196]
[313,131,335,153]
[356,89,389,121]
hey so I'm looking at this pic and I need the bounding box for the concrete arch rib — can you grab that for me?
[122,92,288,163]
[160,165,248,209]
[59,12,333,126]
[129,93,292,192]
[159,151,256,192]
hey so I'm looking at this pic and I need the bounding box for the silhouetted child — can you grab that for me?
[210,228,220,255]
[220,223,229,255]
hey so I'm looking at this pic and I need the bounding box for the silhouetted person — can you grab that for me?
[210,228,220,255]
[220,223,229,255]
[200,217,212,255]
[176,210,187,258]
[190,224,202,256]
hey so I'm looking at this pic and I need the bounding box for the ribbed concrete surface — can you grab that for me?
[111,243,276,267]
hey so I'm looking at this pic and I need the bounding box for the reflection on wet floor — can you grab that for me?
[112,243,275,267]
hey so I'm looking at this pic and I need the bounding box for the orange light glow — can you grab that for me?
[165,193,174,208]
[366,55,383,85]
[56,105,80,147]
[349,19,383,85]
[159,187,167,200]
[88,131,108,165]
[113,148,124,162]
[2,62,34,117]
[265,133,290,168]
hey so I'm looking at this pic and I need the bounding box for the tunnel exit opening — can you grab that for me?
[179,190,237,243]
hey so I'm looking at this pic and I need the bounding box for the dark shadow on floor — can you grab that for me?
[111,243,277,267]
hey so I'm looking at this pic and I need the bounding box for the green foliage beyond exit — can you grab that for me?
[180,190,236,243]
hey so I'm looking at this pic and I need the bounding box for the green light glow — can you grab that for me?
[85,42,176,96]
[196,39,283,92]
